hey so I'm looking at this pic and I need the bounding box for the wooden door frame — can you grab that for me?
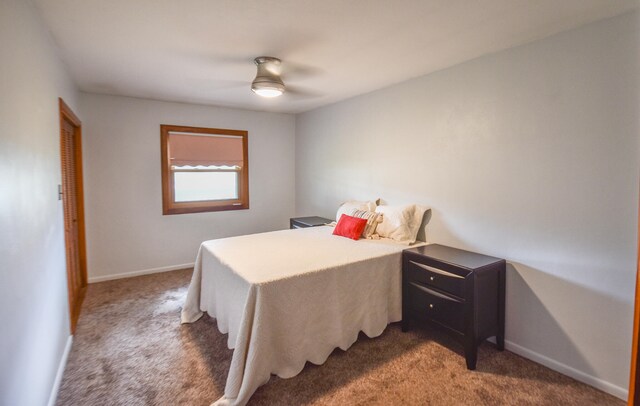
[59,97,87,334]
[630,189,640,405]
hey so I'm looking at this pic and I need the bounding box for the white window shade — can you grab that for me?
[168,132,244,168]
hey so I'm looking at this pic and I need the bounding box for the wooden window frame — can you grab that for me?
[160,124,249,215]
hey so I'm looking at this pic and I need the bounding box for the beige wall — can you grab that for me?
[0,0,80,405]
[79,93,296,281]
[295,12,639,399]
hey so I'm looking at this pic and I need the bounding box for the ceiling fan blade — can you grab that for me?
[285,85,324,99]
[211,55,253,65]
[175,50,254,68]
[209,79,247,90]
[281,62,324,80]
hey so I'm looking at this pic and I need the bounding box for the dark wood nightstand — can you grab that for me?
[402,244,506,370]
[289,216,333,229]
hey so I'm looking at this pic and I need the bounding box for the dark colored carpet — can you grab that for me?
[57,269,622,405]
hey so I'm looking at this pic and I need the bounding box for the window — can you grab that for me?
[160,125,249,214]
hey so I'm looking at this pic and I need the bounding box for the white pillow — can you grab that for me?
[375,204,428,245]
[335,200,378,222]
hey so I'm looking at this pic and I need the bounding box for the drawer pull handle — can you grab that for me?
[430,276,435,281]
[410,261,464,279]
[429,303,434,309]
[410,282,463,303]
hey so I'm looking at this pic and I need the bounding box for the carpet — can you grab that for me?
[56,269,622,405]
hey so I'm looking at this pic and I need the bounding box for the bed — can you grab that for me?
[182,224,425,405]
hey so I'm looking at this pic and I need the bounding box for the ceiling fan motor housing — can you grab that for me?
[252,56,285,96]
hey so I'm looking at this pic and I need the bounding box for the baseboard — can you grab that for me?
[504,340,628,401]
[88,263,195,283]
[47,335,73,406]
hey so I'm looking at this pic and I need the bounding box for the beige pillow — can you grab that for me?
[375,204,428,245]
[349,209,383,239]
[335,199,378,222]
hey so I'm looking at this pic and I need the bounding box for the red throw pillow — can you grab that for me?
[333,214,368,240]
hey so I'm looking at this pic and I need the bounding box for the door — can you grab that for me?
[59,98,87,334]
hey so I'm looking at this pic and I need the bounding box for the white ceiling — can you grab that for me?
[33,0,638,114]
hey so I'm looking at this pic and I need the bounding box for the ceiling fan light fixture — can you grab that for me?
[252,56,285,98]
[252,86,284,98]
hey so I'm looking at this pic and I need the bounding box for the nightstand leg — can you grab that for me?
[464,337,477,370]
[497,266,506,351]
[401,257,410,333]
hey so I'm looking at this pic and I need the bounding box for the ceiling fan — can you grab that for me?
[249,56,324,99]
[201,54,323,99]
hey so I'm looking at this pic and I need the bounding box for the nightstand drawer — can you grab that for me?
[407,260,466,299]
[408,282,465,334]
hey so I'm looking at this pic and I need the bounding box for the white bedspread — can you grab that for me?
[181,226,421,406]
